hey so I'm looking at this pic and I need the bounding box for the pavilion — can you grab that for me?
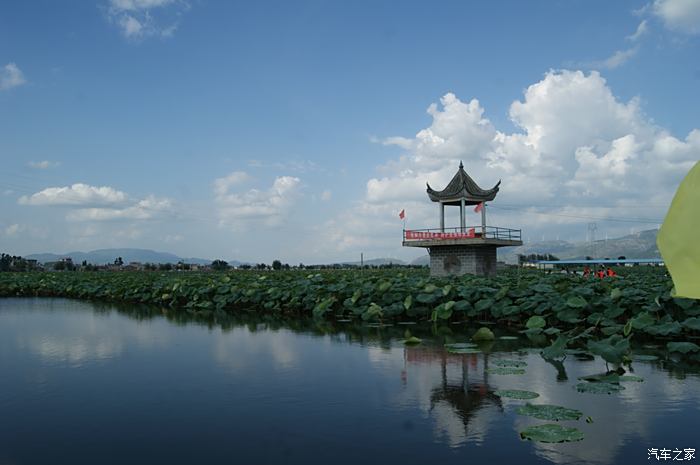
[403,162,522,276]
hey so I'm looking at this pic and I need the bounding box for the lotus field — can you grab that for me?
[0,267,699,363]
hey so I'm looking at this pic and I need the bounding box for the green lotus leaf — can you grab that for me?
[632,354,659,361]
[575,382,625,394]
[587,334,630,364]
[557,308,583,323]
[526,315,546,329]
[474,298,494,313]
[566,296,588,308]
[493,359,527,368]
[444,342,478,349]
[631,312,655,329]
[516,403,583,421]
[520,424,584,443]
[666,342,700,353]
[446,347,482,354]
[579,371,642,383]
[486,367,526,375]
[682,317,700,331]
[619,375,644,382]
[542,335,568,361]
[578,372,621,383]
[493,389,539,400]
[472,327,495,341]
[644,321,682,336]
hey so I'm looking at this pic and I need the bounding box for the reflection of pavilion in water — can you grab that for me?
[403,347,503,441]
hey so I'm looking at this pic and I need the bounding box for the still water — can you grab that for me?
[1,298,698,465]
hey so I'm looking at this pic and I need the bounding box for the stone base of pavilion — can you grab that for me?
[403,238,522,277]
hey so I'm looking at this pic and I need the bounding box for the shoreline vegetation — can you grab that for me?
[0,268,698,362]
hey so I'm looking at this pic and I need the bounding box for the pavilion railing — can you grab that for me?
[403,226,521,242]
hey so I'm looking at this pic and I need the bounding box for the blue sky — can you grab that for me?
[1,0,699,263]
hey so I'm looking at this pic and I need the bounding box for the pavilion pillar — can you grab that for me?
[481,203,486,236]
[440,202,445,232]
[460,198,465,231]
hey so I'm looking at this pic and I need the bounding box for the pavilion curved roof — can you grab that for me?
[426,161,500,205]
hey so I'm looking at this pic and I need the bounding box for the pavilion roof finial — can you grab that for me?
[459,160,463,169]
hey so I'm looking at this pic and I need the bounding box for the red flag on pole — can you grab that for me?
[474,202,484,213]
[399,209,405,220]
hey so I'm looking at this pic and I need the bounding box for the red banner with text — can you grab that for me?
[405,229,477,240]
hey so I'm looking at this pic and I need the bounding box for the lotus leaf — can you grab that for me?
[519,424,584,443]
[472,327,495,341]
[587,334,630,364]
[644,321,682,336]
[578,372,621,383]
[667,342,700,353]
[632,354,659,361]
[682,317,700,331]
[542,335,568,361]
[493,389,539,399]
[516,403,583,421]
[486,367,525,375]
[631,312,655,329]
[362,303,383,321]
[526,315,546,329]
[623,320,633,337]
[575,382,625,394]
[444,342,476,349]
[619,375,644,382]
[566,296,588,308]
[556,308,582,323]
[604,306,626,320]
[446,347,482,354]
[474,299,494,313]
[579,372,642,383]
[494,359,527,368]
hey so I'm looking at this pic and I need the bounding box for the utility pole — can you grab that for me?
[587,223,598,258]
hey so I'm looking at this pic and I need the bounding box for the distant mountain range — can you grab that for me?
[26,248,218,266]
[341,258,407,266]
[410,229,661,265]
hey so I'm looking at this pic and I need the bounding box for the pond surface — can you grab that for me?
[1,298,698,465]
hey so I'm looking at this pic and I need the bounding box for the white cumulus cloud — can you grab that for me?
[4,224,25,236]
[28,160,59,169]
[214,173,302,227]
[626,20,650,41]
[0,63,26,91]
[18,183,174,223]
[65,195,173,222]
[653,0,700,34]
[106,0,188,39]
[19,183,129,207]
[213,171,250,196]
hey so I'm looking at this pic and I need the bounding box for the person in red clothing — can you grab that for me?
[583,266,591,277]
[596,266,605,278]
[606,267,617,277]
